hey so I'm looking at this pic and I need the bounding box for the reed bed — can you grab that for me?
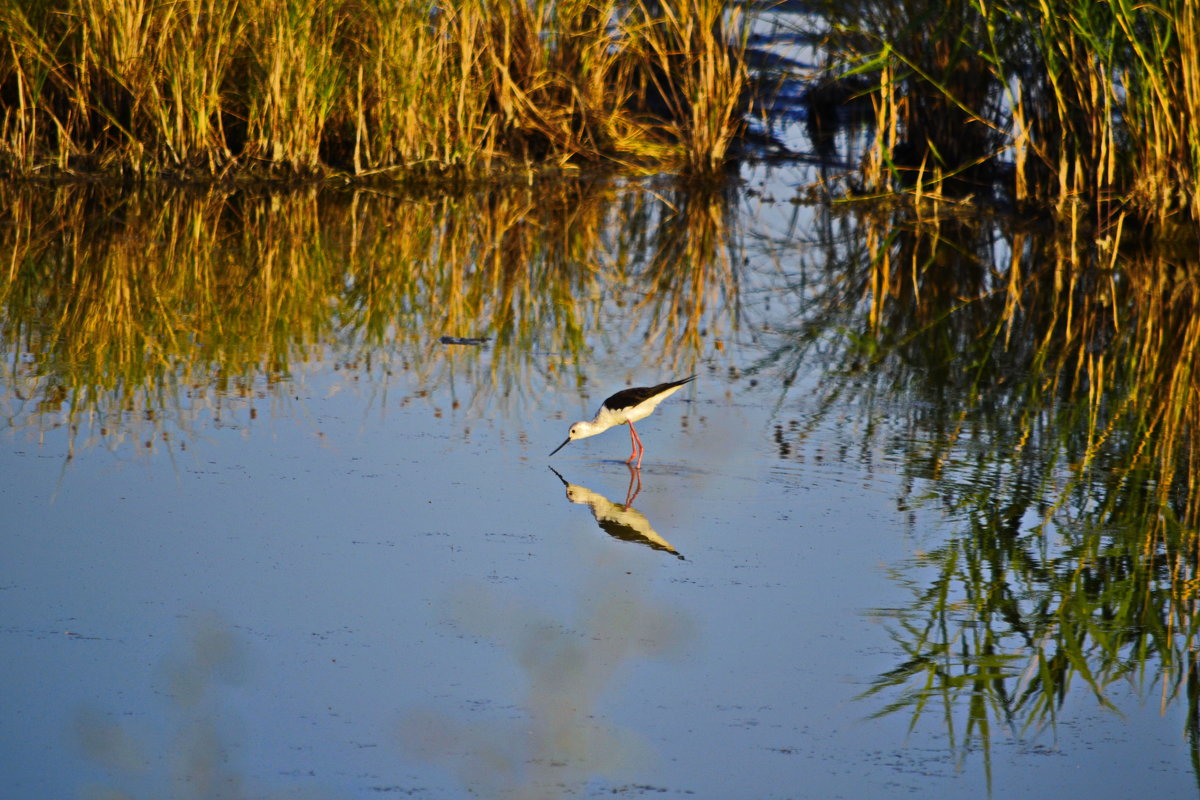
[813,0,1200,231]
[0,0,749,179]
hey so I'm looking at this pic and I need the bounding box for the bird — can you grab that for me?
[549,375,695,467]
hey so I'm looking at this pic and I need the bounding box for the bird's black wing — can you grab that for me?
[602,375,695,411]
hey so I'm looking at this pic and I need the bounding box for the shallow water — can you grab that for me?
[5,328,1194,799]
[2,154,1198,800]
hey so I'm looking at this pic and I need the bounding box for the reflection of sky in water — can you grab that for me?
[400,566,691,799]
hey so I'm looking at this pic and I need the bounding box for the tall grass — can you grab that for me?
[814,0,1200,230]
[0,0,750,179]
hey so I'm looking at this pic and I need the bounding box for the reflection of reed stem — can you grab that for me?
[0,178,739,454]
[782,198,1200,779]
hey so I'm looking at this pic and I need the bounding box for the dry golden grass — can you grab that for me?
[0,0,750,179]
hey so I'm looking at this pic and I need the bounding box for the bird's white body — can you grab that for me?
[569,382,688,440]
[550,376,695,466]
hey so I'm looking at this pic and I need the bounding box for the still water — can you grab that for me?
[2,160,1198,799]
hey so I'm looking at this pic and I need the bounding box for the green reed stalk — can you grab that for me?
[623,0,750,173]
[243,0,342,172]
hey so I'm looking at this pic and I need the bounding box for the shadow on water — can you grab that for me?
[755,198,1200,789]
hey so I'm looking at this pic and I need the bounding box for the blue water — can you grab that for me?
[3,316,1195,799]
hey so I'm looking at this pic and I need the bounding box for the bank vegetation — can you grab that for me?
[0,0,749,180]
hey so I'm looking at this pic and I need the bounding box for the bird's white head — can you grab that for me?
[549,420,605,456]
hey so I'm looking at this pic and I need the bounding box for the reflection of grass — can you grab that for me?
[0,178,740,454]
[0,0,749,178]
[760,200,1200,782]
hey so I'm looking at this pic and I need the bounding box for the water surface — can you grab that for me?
[2,163,1198,799]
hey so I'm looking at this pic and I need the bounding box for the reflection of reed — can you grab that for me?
[854,206,1200,537]
[630,179,744,362]
[0,179,742,455]
[760,200,1200,779]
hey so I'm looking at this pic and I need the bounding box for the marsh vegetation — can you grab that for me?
[759,200,1200,786]
[0,0,749,178]
[3,0,1196,233]
[811,0,1199,232]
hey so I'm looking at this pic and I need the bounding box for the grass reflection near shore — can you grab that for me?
[761,199,1200,785]
[0,178,741,457]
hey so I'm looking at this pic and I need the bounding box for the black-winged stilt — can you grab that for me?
[549,375,695,467]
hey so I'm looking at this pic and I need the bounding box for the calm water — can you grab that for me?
[3,158,1198,798]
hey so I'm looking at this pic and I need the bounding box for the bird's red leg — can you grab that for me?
[629,422,644,468]
[625,422,638,464]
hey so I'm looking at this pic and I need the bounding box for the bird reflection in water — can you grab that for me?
[549,467,684,560]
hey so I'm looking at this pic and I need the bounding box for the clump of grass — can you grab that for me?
[814,0,1200,230]
[0,0,751,179]
[621,0,750,173]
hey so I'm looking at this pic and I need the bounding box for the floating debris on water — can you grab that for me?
[438,336,490,346]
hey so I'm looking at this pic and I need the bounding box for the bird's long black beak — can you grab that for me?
[549,438,571,457]
[548,466,568,486]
